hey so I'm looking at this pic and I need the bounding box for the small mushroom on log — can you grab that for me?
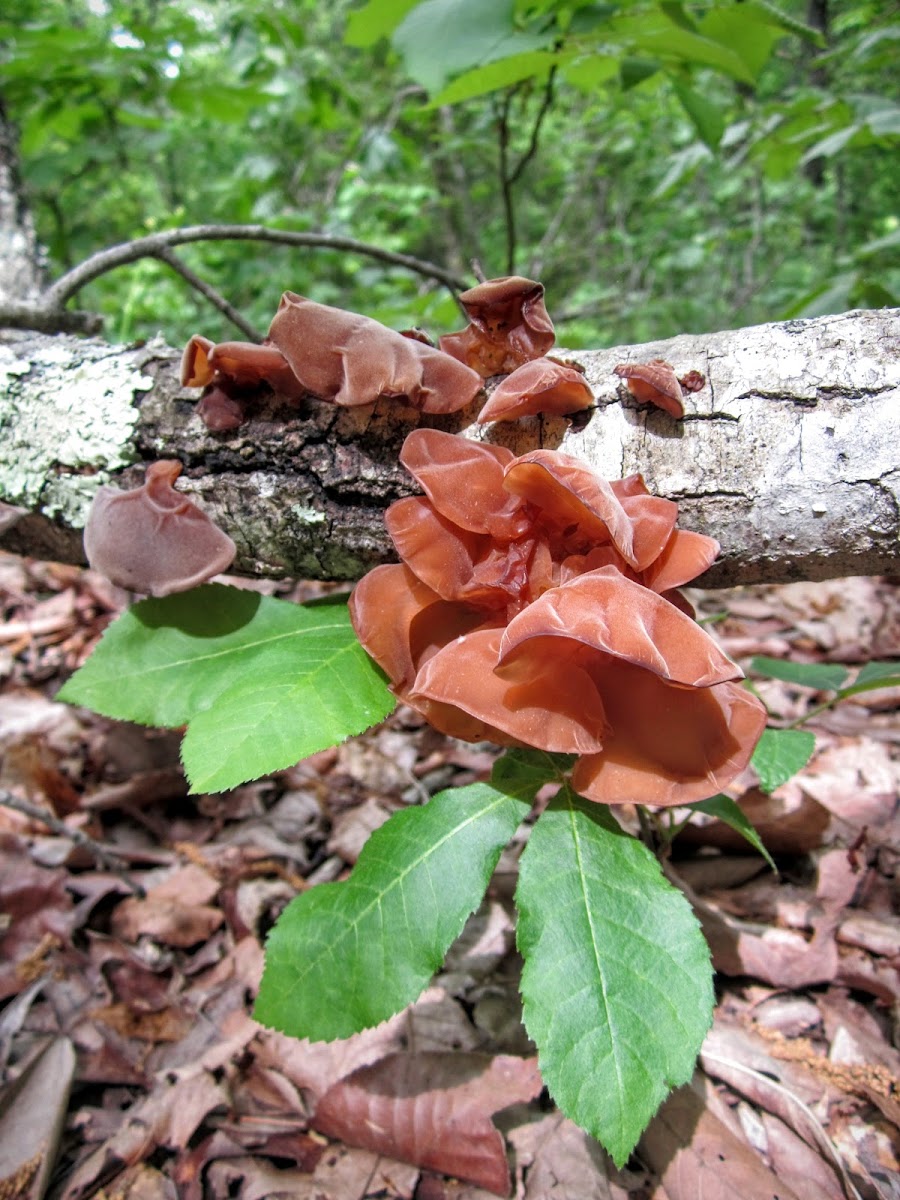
[439,276,555,376]
[477,358,594,423]
[613,359,685,418]
[83,460,236,597]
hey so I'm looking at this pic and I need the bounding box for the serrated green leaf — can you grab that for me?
[58,585,394,793]
[254,754,541,1039]
[841,660,900,696]
[516,788,714,1167]
[751,728,816,793]
[751,655,849,691]
[688,794,776,873]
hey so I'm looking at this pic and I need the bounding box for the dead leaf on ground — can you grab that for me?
[0,834,76,999]
[313,1052,543,1196]
[640,1076,803,1200]
[0,1036,76,1200]
[506,1111,612,1198]
[110,864,223,948]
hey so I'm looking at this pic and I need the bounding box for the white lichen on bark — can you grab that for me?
[0,333,153,525]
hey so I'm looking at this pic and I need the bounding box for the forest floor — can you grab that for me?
[1,551,898,1200]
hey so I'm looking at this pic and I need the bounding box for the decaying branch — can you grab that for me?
[0,307,897,588]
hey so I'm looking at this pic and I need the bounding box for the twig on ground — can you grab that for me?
[0,790,145,895]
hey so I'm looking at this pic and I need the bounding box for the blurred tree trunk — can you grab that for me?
[0,98,45,307]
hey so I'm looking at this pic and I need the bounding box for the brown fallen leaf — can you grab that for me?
[759,1111,846,1200]
[205,1155,320,1200]
[59,1068,229,1200]
[640,1076,803,1200]
[0,1036,76,1200]
[110,864,223,948]
[313,1052,543,1196]
[506,1111,612,1198]
[0,834,76,1000]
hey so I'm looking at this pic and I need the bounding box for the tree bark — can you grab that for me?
[0,98,45,308]
[1,307,898,588]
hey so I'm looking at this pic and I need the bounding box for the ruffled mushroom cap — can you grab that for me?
[181,336,304,399]
[504,450,637,566]
[614,359,685,418]
[350,430,766,806]
[679,369,706,393]
[208,341,304,398]
[84,460,236,597]
[439,276,555,377]
[267,292,482,413]
[476,358,594,423]
[399,429,528,539]
[181,335,215,387]
[408,568,766,802]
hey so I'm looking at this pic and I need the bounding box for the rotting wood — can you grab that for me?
[1,307,897,587]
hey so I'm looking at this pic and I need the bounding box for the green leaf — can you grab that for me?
[560,52,619,93]
[687,794,776,873]
[58,585,394,793]
[392,0,551,93]
[620,56,660,90]
[751,656,849,691]
[516,788,714,1167]
[613,12,757,84]
[699,5,787,79]
[672,79,725,149]
[430,49,559,105]
[744,0,826,47]
[840,660,900,697]
[344,0,421,46]
[254,754,541,1039]
[751,728,816,794]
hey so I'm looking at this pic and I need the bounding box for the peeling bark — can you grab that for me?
[1,308,898,587]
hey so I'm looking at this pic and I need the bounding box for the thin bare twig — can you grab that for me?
[0,790,145,895]
[497,69,558,275]
[497,90,518,274]
[151,247,264,342]
[44,225,470,310]
[507,67,557,188]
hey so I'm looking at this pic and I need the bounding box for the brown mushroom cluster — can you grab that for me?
[349,429,766,807]
[182,293,484,430]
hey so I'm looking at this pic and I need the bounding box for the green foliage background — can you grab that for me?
[3,0,898,348]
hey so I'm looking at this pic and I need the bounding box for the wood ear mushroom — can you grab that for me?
[613,359,685,418]
[84,460,236,597]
